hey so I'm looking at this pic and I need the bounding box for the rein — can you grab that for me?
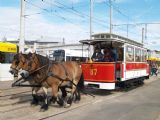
[12,64,49,87]
[29,64,49,75]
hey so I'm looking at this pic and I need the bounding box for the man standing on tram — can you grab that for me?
[91,48,103,62]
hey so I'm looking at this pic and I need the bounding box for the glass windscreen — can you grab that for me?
[53,50,65,62]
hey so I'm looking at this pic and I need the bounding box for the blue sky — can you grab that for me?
[0,0,160,50]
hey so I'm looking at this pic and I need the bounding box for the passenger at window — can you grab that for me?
[91,48,103,62]
[103,48,116,62]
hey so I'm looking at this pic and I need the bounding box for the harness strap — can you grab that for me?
[48,72,77,88]
[44,63,72,89]
[60,63,68,77]
[12,64,49,87]
[29,64,49,75]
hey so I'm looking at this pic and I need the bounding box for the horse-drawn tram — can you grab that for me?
[80,33,149,90]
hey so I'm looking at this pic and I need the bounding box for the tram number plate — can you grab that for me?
[90,69,97,76]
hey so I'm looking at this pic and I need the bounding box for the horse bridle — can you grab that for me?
[23,55,35,71]
[10,58,20,72]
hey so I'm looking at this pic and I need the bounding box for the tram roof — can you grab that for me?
[80,33,143,47]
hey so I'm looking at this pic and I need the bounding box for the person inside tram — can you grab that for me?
[91,48,103,62]
[103,48,116,62]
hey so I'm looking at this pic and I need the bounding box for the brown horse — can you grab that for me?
[10,53,43,105]
[21,53,84,111]
[10,53,73,108]
[10,53,24,76]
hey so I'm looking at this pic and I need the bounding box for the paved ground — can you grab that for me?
[0,76,159,120]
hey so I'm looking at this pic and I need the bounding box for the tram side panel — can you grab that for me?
[81,63,116,90]
[122,63,149,81]
[81,62,149,90]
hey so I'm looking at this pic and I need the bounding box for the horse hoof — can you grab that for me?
[40,104,48,111]
[40,108,47,112]
[64,103,71,108]
[57,99,64,106]
[30,101,39,106]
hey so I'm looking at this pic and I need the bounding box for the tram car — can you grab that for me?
[80,33,149,90]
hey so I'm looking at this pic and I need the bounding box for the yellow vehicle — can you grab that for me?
[0,42,18,81]
[0,42,18,63]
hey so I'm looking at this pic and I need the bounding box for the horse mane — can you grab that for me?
[36,54,49,66]
[13,53,19,60]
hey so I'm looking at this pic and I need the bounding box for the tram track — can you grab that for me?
[0,86,21,91]
[0,96,32,107]
[37,81,155,120]
[0,93,96,119]
[0,78,157,120]
[38,92,124,120]
[0,90,31,98]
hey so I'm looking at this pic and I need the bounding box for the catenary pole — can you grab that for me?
[19,0,25,53]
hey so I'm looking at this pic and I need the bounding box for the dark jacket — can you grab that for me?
[91,52,103,62]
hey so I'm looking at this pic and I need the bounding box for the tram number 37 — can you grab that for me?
[90,68,97,76]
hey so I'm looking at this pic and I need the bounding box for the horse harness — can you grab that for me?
[46,62,75,89]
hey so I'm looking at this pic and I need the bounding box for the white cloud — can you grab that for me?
[0,7,89,43]
[0,7,20,40]
[1,3,160,50]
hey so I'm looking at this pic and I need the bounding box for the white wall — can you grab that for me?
[0,63,14,81]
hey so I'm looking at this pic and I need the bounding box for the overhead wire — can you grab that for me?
[25,0,160,41]
[45,0,110,28]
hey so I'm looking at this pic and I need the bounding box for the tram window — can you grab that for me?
[117,48,123,61]
[126,46,134,62]
[101,35,104,38]
[142,50,147,62]
[135,48,141,62]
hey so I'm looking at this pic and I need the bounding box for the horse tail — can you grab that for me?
[77,73,84,90]
[76,73,95,99]
[73,73,84,101]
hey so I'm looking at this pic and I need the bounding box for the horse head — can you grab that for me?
[17,53,32,70]
[20,52,41,78]
[9,53,21,75]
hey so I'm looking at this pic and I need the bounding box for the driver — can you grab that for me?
[91,48,103,62]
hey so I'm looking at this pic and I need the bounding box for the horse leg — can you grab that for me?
[40,87,48,111]
[67,80,79,106]
[57,87,66,106]
[13,72,18,81]
[50,85,64,107]
[31,87,40,106]
[64,81,77,107]
[74,88,81,102]
[60,86,67,98]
